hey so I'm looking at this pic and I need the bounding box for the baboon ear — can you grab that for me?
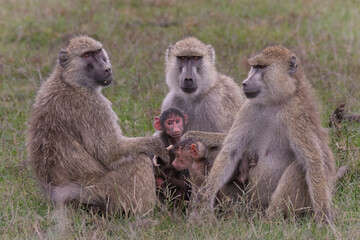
[190,144,199,159]
[165,45,174,62]
[153,116,162,131]
[207,45,216,64]
[58,49,69,68]
[289,55,298,74]
[183,113,188,124]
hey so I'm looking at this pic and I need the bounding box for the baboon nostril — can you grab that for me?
[185,78,192,82]
[105,68,111,74]
[242,82,247,87]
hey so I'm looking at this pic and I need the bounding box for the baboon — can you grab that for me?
[172,138,257,202]
[172,138,212,188]
[193,46,340,224]
[161,37,244,133]
[180,132,258,185]
[26,36,169,214]
[152,108,191,203]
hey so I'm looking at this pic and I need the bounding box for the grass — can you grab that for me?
[1,0,360,239]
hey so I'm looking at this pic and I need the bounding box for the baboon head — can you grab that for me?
[165,37,217,97]
[58,35,112,89]
[154,107,188,142]
[172,138,207,171]
[242,45,302,105]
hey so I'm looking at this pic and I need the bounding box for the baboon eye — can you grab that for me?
[179,56,187,61]
[254,65,266,69]
[95,49,101,54]
[82,52,90,58]
[193,56,202,60]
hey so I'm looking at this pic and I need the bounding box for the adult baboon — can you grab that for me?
[193,46,339,224]
[26,36,168,214]
[161,37,244,133]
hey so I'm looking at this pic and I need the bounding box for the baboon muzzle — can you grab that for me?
[96,67,112,86]
[181,78,197,93]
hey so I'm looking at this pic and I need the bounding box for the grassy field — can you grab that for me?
[1,0,360,239]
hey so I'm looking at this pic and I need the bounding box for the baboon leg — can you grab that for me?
[98,154,157,214]
[266,161,311,219]
[59,154,157,215]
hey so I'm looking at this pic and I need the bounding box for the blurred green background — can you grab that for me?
[1,0,359,239]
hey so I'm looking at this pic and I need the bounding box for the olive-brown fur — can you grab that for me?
[26,36,167,214]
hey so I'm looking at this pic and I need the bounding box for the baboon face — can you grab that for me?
[81,49,112,87]
[163,113,185,139]
[242,46,298,104]
[165,37,216,97]
[154,108,188,142]
[58,36,112,88]
[177,56,203,93]
[172,148,193,171]
[172,140,205,171]
[241,65,266,99]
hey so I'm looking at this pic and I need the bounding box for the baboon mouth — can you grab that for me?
[97,77,112,86]
[244,91,260,99]
[181,87,197,93]
[171,133,182,138]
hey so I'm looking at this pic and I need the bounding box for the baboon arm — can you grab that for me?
[117,136,170,164]
[196,143,242,210]
[287,126,333,222]
[182,131,226,148]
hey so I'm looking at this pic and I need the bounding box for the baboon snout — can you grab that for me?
[181,77,197,93]
[242,79,261,99]
[104,67,112,76]
[184,78,193,84]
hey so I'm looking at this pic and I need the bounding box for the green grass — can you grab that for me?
[1,0,360,239]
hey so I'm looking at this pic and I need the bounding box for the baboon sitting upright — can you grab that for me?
[26,36,168,214]
[192,46,340,224]
[161,37,244,133]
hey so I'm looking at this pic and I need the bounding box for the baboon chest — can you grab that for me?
[173,95,225,133]
[247,113,294,203]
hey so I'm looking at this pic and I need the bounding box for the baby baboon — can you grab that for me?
[26,36,168,214]
[152,108,191,203]
[172,138,257,202]
[196,46,339,224]
[172,138,210,188]
[161,37,244,133]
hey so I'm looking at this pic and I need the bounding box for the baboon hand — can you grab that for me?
[154,147,170,164]
[152,155,161,167]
